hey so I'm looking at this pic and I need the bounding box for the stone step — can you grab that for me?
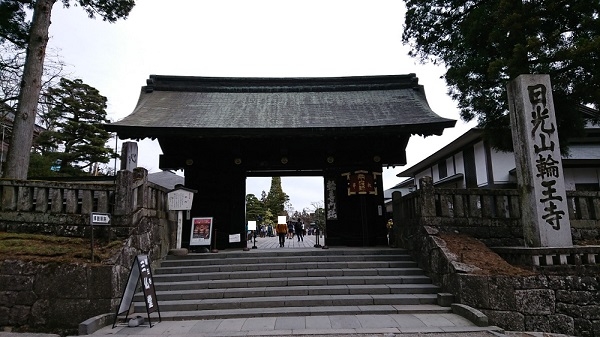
[156,260,417,273]
[133,248,447,322]
[160,254,414,268]
[153,275,433,291]
[152,268,426,283]
[163,249,408,261]
[135,294,439,312]
[143,284,440,302]
[150,304,453,321]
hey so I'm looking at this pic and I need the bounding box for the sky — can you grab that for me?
[45,0,476,212]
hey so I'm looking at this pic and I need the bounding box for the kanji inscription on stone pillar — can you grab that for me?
[508,74,572,247]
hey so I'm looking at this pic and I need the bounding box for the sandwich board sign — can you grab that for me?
[113,255,161,328]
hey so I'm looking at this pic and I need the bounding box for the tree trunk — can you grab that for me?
[4,0,56,180]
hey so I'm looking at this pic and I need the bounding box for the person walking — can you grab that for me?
[276,221,288,247]
[295,220,304,242]
[287,221,294,240]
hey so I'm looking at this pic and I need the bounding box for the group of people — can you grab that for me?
[276,220,305,247]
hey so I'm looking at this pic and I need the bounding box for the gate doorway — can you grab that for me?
[246,176,324,249]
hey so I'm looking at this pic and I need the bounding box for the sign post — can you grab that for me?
[248,220,257,249]
[167,186,197,249]
[90,212,111,263]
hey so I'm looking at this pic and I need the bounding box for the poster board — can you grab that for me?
[190,217,213,246]
[113,255,161,328]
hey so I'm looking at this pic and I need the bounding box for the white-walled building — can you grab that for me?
[395,122,600,192]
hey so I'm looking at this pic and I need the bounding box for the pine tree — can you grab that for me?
[264,177,289,217]
[34,78,116,175]
[245,194,265,222]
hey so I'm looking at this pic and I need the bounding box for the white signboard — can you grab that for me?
[229,234,241,243]
[90,212,111,225]
[247,221,257,231]
[167,189,194,211]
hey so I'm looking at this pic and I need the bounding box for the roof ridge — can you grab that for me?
[144,74,421,93]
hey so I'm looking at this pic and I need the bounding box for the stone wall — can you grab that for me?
[410,224,600,337]
[0,168,177,332]
[452,273,600,336]
[0,261,126,333]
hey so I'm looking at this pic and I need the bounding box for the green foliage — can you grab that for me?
[314,207,325,230]
[34,78,116,174]
[27,152,70,177]
[0,1,29,47]
[402,0,600,152]
[245,194,264,221]
[246,177,290,226]
[264,177,289,216]
[60,0,136,23]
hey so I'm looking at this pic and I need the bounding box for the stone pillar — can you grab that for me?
[391,190,402,247]
[507,74,572,247]
[120,141,138,172]
[419,176,436,217]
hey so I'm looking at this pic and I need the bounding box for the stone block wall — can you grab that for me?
[0,260,126,333]
[450,273,600,336]
[411,225,600,337]
[0,168,178,332]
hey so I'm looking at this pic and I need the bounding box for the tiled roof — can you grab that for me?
[106,74,455,138]
[148,170,184,190]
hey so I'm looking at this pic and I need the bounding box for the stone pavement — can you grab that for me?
[246,232,323,249]
[82,313,504,336]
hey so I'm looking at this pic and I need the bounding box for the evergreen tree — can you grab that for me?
[402,0,600,152]
[34,78,116,175]
[264,176,289,217]
[245,194,264,222]
[3,0,135,179]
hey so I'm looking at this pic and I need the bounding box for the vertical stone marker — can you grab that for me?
[120,141,138,172]
[507,74,572,247]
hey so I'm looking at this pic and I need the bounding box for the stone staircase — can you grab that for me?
[134,248,452,320]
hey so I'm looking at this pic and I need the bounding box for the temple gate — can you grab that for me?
[106,74,455,249]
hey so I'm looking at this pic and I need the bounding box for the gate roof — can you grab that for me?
[106,74,455,139]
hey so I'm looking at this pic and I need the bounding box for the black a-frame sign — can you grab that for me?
[112,255,161,328]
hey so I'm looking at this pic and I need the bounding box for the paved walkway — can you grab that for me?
[86,313,503,336]
[246,232,324,249]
